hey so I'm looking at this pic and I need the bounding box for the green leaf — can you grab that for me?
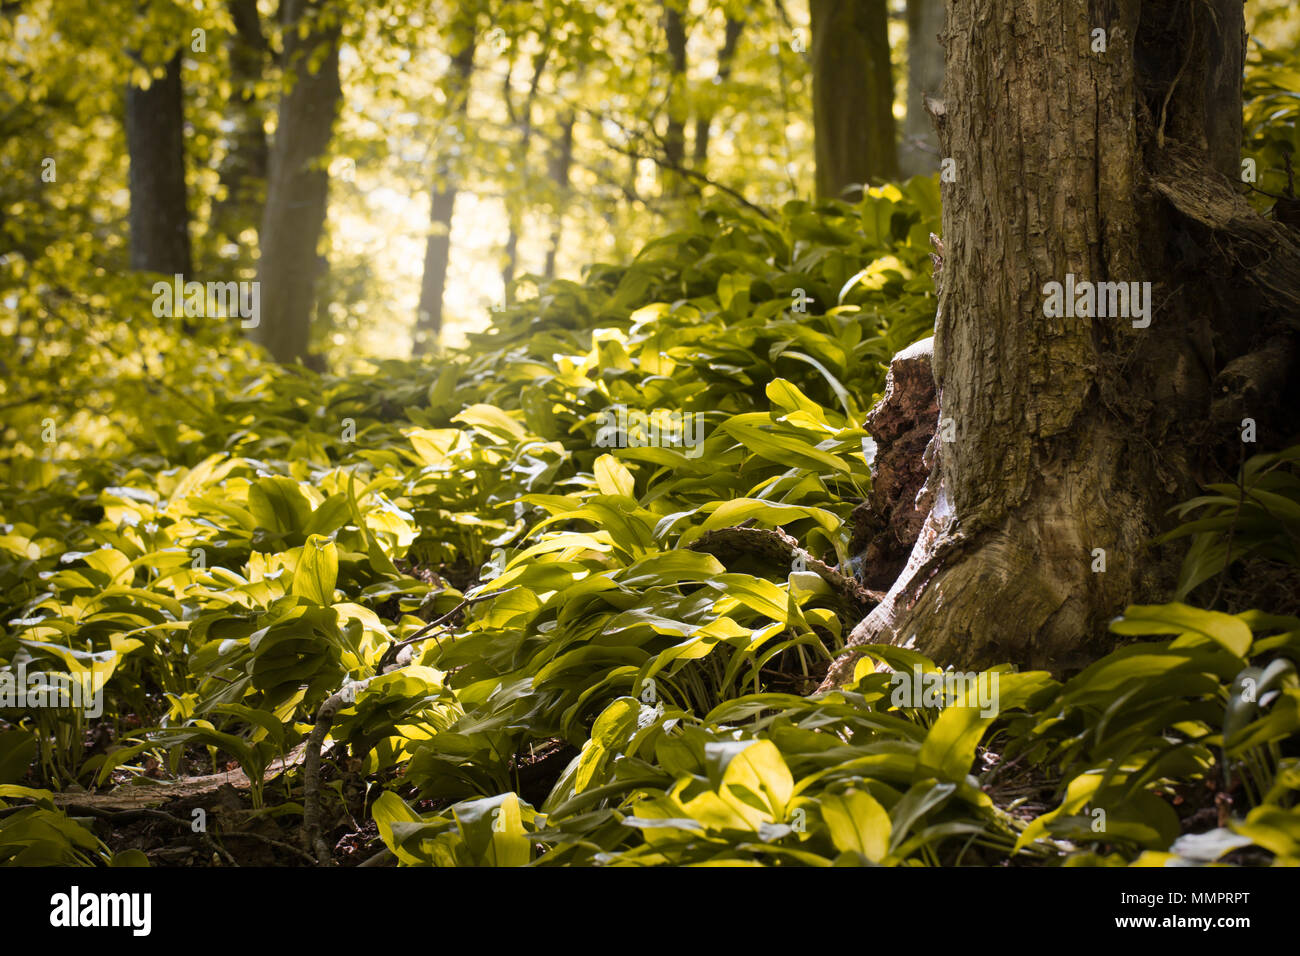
[820,789,891,862]
[249,475,313,535]
[696,498,841,537]
[919,700,996,782]
[372,791,426,865]
[452,404,529,443]
[292,534,339,605]
[593,454,636,498]
[1110,603,1253,657]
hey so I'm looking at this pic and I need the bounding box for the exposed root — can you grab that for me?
[687,525,883,623]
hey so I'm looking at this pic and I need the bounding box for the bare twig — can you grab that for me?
[378,587,518,670]
[604,140,776,221]
[219,828,319,865]
[302,687,356,866]
[61,803,238,866]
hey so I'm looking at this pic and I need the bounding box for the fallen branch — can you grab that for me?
[219,829,319,865]
[302,684,365,866]
[50,742,312,810]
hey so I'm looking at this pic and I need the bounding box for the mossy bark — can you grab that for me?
[810,0,899,198]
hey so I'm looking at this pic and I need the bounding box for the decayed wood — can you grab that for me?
[50,741,317,810]
[851,335,940,591]
[1152,145,1300,320]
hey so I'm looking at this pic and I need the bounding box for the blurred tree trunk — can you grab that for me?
[126,51,192,277]
[211,0,269,257]
[822,0,1282,683]
[412,25,476,355]
[254,0,341,364]
[544,109,574,280]
[661,0,688,197]
[900,0,943,177]
[810,0,898,199]
[501,46,549,296]
[692,16,743,173]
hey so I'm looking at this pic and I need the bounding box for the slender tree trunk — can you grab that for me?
[413,186,459,354]
[661,0,688,197]
[253,0,342,364]
[413,30,475,355]
[501,48,548,295]
[126,51,191,276]
[822,0,1289,683]
[544,110,574,280]
[692,16,743,173]
[211,0,269,256]
[899,0,942,177]
[810,0,898,199]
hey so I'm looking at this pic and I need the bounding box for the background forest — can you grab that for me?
[2,0,1300,869]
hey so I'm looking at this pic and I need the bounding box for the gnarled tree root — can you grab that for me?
[687,525,884,626]
[819,473,1150,689]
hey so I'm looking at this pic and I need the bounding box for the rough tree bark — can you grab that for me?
[253,0,342,364]
[810,0,898,199]
[900,0,943,177]
[126,51,191,276]
[822,0,1299,684]
[412,22,476,355]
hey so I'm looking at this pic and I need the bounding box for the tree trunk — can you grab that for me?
[253,0,341,364]
[211,0,269,258]
[692,16,743,173]
[412,29,476,355]
[500,48,548,296]
[822,0,1288,684]
[413,187,459,354]
[899,0,942,177]
[661,0,688,198]
[544,110,575,280]
[810,0,898,199]
[126,51,191,277]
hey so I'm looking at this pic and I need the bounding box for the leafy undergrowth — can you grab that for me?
[2,183,1299,866]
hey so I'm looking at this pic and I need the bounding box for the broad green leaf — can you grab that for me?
[593,454,636,498]
[819,789,891,862]
[1110,603,1253,657]
[292,534,339,605]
